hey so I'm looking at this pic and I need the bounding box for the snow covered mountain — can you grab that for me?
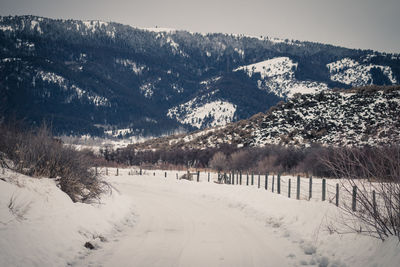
[1,15,399,136]
[132,86,400,149]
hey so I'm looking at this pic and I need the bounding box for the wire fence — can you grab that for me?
[95,167,390,211]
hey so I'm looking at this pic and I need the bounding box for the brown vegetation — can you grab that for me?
[322,146,400,241]
[0,122,108,203]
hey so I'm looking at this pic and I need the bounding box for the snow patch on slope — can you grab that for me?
[115,58,145,75]
[152,31,189,57]
[235,57,328,98]
[37,71,110,107]
[327,58,397,86]
[139,82,155,98]
[167,99,236,129]
[0,25,14,32]
[236,57,297,79]
[30,20,43,34]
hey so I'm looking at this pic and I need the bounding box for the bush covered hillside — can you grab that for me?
[1,15,399,136]
[131,85,400,150]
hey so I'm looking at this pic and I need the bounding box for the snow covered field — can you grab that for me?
[1,168,399,267]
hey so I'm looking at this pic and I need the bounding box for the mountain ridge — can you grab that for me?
[1,15,399,137]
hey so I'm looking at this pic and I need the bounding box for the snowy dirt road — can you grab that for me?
[77,174,303,267]
[2,169,398,267]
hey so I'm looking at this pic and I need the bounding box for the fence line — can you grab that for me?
[99,167,380,210]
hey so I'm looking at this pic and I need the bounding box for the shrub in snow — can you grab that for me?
[0,122,108,202]
[322,146,400,241]
[209,152,229,172]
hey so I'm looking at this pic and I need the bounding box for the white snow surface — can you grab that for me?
[0,169,134,267]
[235,57,328,98]
[1,168,399,267]
[78,170,399,267]
[327,58,397,86]
[167,99,236,129]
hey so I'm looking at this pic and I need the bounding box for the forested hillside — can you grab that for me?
[1,15,399,136]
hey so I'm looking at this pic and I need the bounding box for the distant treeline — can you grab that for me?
[100,144,400,180]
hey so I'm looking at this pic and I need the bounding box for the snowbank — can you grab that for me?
[104,169,400,267]
[0,169,134,267]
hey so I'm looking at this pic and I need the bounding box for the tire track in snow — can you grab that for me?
[76,177,305,267]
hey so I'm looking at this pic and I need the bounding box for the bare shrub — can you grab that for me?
[256,155,279,174]
[209,152,229,172]
[300,146,333,177]
[322,146,400,241]
[230,150,252,171]
[0,122,108,203]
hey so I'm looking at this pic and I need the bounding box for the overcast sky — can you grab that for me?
[1,0,399,53]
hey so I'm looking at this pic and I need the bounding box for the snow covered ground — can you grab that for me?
[1,168,399,267]
[0,168,134,267]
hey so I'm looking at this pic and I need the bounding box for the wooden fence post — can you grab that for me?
[165,172,167,178]
[116,168,119,176]
[296,175,300,200]
[265,173,268,190]
[251,172,254,186]
[352,186,357,211]
[277,174,281,194]
[288,179,291,198]
[240,171,242,185]
[372,190,377,217]
[140,168,142,175]
[208,172,210,182]
[309,176,313,200]
[322,179,326,201]
[272,175,275,192]
[95,166,98,175]
[258,173,260,189]
[176,173,178,180]
[336,183,339,207]
[246,173,249,186]
[197,171,200,182]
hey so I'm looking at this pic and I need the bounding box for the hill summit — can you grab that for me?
[132,85,400,149]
